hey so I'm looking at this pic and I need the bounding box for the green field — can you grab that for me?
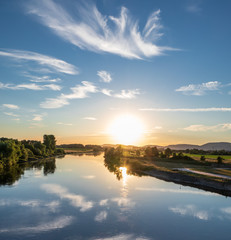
[184,153,231,162]
[121,149,231,182]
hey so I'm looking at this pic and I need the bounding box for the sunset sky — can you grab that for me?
[1,0,231,146]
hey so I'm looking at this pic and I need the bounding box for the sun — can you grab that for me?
[108,114,144,145]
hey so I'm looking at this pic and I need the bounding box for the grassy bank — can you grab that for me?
[104,147,231,196]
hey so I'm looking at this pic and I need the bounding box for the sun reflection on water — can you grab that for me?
[119,167,129,199]
[119,167,128,186]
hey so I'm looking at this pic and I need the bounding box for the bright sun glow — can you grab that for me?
[108,115,144,145]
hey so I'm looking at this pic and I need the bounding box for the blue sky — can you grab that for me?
[1,0,231,145]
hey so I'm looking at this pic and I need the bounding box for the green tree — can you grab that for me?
[160,151,166,158]
[165,148,172,158]
[151,147,159,157]
[43,135,56,155]
[145,147,152,157]
[136,149,141,157]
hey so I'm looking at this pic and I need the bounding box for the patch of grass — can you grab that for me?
[184,153,231,161]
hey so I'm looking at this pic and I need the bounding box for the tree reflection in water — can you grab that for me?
[0,157,58,186]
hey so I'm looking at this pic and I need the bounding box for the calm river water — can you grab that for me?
[0,154,230,240]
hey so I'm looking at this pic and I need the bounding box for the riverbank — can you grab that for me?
[123,157,231,197]
[142,168,231,197]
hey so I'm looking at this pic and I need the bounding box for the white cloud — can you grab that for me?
[40,81,140,109]
[221,207,231,215]
[111,197,135,208]
[0,199,60,212]
[83,117,97,121]
[40,81,97,109]
[101,89,113,96]
[27,75,61,83]
[32,114,44,121]
[0,82,62,91]
[2,104,19,109]
[102,89,140,99]
[94,211,108,222]
[12,118,20,121]
[94,234,150,240]
[65,81,98,99]
[175,81,221,96]
[97,71,112,83]
[114,89,140,99]
[0,49,78,75]
[0,216,73,234]
[28,0,175,59]
[40,97,69,109]
[41,184,94,212]
[169,205,209,221]
[136,187,216,196]
[139,107,231,112]
[99,199,109,206]
[57,122,73,126]
[82,175,96,179]
[4,112,19,117]
[184,123,231,132]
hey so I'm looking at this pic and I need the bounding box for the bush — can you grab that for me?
[200,155,206,161]
[217,156,223,164]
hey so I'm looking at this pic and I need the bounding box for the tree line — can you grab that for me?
[0,134,64,169]
[58,144,103,152]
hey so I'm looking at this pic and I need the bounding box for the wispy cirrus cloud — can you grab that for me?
[82,175,95,179]
[40,81,97,108]
[83,117,97,121]
[3,112,19,117]
[97,71,112,83]
[0,82,62,91]
[175,81,221,96]
[41,184,94,212]
[57,122,73,126]
[102,89,140,99]
[94,234,150,240]
[169,205,209,221]
[94,211,108,222]
[140,107,231,112]
[32,114,45,121]
[40,97,69,109]
[101,89,113,96]
[2,104,19,109]
[0,49,78,75]
[26,75,61,83]
[184,123,231,132]
[0,199,60,212]
[40,81,140,109]
[28,0,175,59]
[114,89,140,99]
[0,216,74,234]
[136,187,216,196]
[99,199,109,206]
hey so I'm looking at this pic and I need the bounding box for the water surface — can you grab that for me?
[0,154,230,240]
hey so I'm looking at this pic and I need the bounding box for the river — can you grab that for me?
[0,154,230,240]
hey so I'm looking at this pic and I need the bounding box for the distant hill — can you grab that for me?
[166,142,231,151]
[166,144,199,150]
[199,142,231,151]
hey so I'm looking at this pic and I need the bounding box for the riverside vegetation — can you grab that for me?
[104,145,231,196]
[0,134,64,170]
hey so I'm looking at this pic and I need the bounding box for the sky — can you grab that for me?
[1,0,231,146]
